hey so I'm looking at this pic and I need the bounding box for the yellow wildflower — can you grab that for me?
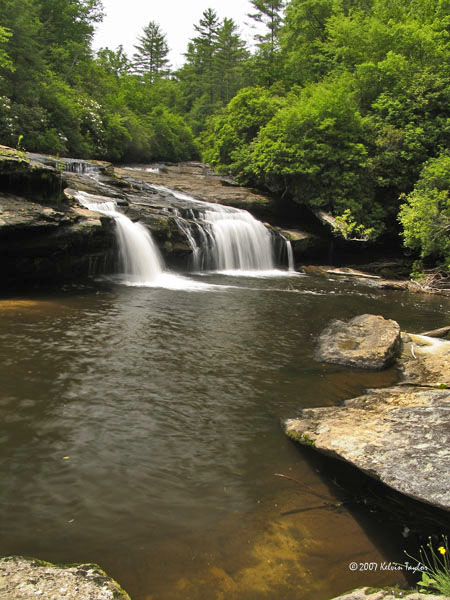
[438,546,446,555]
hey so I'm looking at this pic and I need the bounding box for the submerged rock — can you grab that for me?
[0,556,130,599]
[315,314,401,369]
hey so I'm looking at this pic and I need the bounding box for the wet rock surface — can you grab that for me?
[285,317,450,512]
[115,162,273,217]
[0,556,130,599]
[399,333,450,387]
[315,314,402,369]
[0,149,119,288]
[0,149,301,288]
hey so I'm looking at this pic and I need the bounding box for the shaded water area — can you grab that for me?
[0,273,449,599]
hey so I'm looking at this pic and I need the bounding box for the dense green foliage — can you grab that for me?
[399,154,450,271]
[1,0,450,269]
[0,0,197,162]
[202,0,450,261]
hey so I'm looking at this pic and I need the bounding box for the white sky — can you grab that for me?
[93,0,260,69]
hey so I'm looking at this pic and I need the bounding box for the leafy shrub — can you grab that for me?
[399,154,450,271]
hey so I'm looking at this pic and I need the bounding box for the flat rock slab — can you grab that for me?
[330,587,448,600]
[0,556,130,600]
[284,385,450,511]
[315,314,401,369]
[399,334,450,387]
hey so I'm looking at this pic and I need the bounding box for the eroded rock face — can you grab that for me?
[0,192,117,287]
[0,556,130,600]
[330,587,448,600]
[315,314,402,369]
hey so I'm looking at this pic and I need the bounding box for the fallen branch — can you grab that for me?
[273,473,339,504]
[419,325,450,338]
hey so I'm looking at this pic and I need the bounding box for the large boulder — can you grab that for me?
[284,384,450,511]
[315,314,401,369]
[0,556,130,599]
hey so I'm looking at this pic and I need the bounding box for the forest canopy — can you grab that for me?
[1,0,450,271]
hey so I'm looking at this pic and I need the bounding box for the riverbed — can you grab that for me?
[0,272,449,599]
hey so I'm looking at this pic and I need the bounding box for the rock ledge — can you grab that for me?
[0,556,130,600]
[285,316,450,512]
[330,587,448,600]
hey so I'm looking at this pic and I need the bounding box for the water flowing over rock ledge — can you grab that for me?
[0,556,130,599]
[284,315,450,512]
[0,148,301,288]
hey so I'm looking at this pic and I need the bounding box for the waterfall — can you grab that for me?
[195,206,275,271]
[64,159,102,176]
[287,241,295,271]
[148,184,293,273]
[75,191,164,284]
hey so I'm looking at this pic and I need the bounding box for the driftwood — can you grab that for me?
[419,325,450,338]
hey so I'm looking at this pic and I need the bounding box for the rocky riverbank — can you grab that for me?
[330,588,448,600]
[284,314,450,599]
[284,314,450,512]
[0,556,130,599]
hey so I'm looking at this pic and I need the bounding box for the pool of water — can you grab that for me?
[0,272,449,599]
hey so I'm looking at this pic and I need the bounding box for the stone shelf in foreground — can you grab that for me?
[285,314,450,512]
[0,556,131,600]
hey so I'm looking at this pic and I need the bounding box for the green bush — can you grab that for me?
[201,86,285,172]
[399,154,450,271]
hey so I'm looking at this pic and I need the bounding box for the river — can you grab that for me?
[0,270,449,599]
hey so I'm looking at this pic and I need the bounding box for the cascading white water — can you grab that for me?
[148,184,290,273]
[75,191,164,284]
[199,207,275,271]
[286,239,295,271]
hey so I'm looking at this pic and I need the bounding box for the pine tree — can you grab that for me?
[214,18,249,104]
[248,0,285,85]
[190,8,220,103]
[178,7,221,127]
[133,21,170,82]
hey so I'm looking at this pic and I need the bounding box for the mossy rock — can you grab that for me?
[0,555,131,599]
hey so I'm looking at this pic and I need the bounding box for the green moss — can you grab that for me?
[286,429,316,447]
[154,218,169,232]
[300,433,316,447]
